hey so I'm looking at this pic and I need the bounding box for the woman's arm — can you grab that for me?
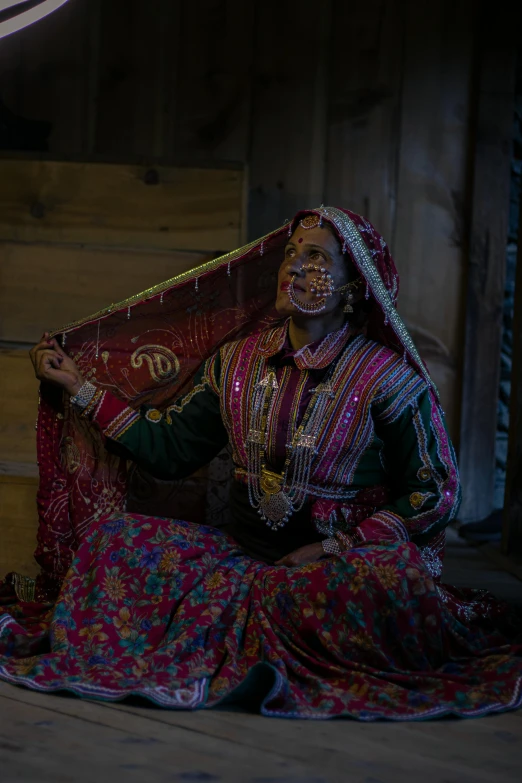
[83,353,227,480]
[30,334,228,481]
[336,384,461,551]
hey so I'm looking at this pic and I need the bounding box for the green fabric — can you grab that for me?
[369,388,457,545]
[112,352,455,548]
[115,355,227,481]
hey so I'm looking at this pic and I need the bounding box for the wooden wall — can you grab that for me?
[0,156,246,577]
[0,0,515,513]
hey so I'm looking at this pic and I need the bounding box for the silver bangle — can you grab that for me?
[322,537,342,557]
[70,381,97,410]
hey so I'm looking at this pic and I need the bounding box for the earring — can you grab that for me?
[343,292,354,314]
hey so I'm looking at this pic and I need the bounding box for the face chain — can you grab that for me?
[286,263,362,315]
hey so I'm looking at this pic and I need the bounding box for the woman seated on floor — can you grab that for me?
[0,206,520,719]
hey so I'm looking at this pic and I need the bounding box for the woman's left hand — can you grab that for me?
[275,542,325,568]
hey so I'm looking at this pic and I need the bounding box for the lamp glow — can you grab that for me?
[0,0,71,41]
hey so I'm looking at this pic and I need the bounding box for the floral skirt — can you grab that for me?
[0,513,521,720]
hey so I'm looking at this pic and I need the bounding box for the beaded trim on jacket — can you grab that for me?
[257,318,355,370]
[218,323,427,500]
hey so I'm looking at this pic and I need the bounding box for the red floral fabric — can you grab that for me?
[1,513,520,719]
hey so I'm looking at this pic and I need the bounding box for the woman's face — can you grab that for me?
[275,222,349,318]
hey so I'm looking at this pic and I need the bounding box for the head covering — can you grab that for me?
[29,206,435,598]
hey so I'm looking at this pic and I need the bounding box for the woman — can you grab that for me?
[0,206,520,719]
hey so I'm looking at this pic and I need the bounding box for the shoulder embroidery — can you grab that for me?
[293,321,353,369]
[373,357,427,425]
[256,322,289,357]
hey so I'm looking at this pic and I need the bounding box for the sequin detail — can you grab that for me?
[145,409,163,423]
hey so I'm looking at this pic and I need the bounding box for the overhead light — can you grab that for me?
[0,0,70,41]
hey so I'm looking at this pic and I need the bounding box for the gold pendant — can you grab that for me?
[260,467,284,495]
[259,468,292,525]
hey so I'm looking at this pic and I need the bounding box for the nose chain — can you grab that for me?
[287,262,361,315]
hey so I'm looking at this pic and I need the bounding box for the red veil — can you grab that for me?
[24,207,437,600]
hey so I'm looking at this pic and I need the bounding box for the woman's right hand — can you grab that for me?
[29,332,85,397]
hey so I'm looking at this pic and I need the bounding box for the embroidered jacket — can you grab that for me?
[87,321,461,551]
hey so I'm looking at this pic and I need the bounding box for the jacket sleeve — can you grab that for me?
[83,351,228,481]
[337,378,461,550]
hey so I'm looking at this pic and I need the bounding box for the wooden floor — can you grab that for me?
[1,530,521,783]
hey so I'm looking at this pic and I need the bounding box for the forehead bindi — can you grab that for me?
[291,223,340,253]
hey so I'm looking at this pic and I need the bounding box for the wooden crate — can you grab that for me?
[0,476,39,578]
[0,242,208,343]
[0,160,245,252]
[0,350,39,579]
[0,348,39,470]
[0,159,245,578]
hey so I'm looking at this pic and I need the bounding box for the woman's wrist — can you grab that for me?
[68,377,85,397]
[69,380,97,410]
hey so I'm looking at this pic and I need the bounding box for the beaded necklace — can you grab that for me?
[246,355,340,530]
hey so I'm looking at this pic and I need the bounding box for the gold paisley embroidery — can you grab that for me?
[130,345,180,384]
[145,409,163,423]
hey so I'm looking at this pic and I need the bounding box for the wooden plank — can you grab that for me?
[0,349,38,466]
[458,0,518,522]
[0,475,39,579]
[88,700,522,783]
[444,545,522,603]
[248,0,332,238]
[94,0,180,159]
[392,0,476,441]
[0,462,38,478]
[0,347,39,580]
[0,160,244,252]
[0,687,320,783]
[1,683,521,783]
[326,0,405,244]
[0,242,209,343]
[503,185,522,557]
[173,0,255,164]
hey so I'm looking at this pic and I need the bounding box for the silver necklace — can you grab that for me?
[246,360,337,530]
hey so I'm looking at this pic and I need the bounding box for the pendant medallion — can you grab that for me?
[259,468,292,525]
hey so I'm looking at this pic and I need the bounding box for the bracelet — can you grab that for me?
[336,530,357,552]
[70,381,97,410]
[322,537,342,556]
